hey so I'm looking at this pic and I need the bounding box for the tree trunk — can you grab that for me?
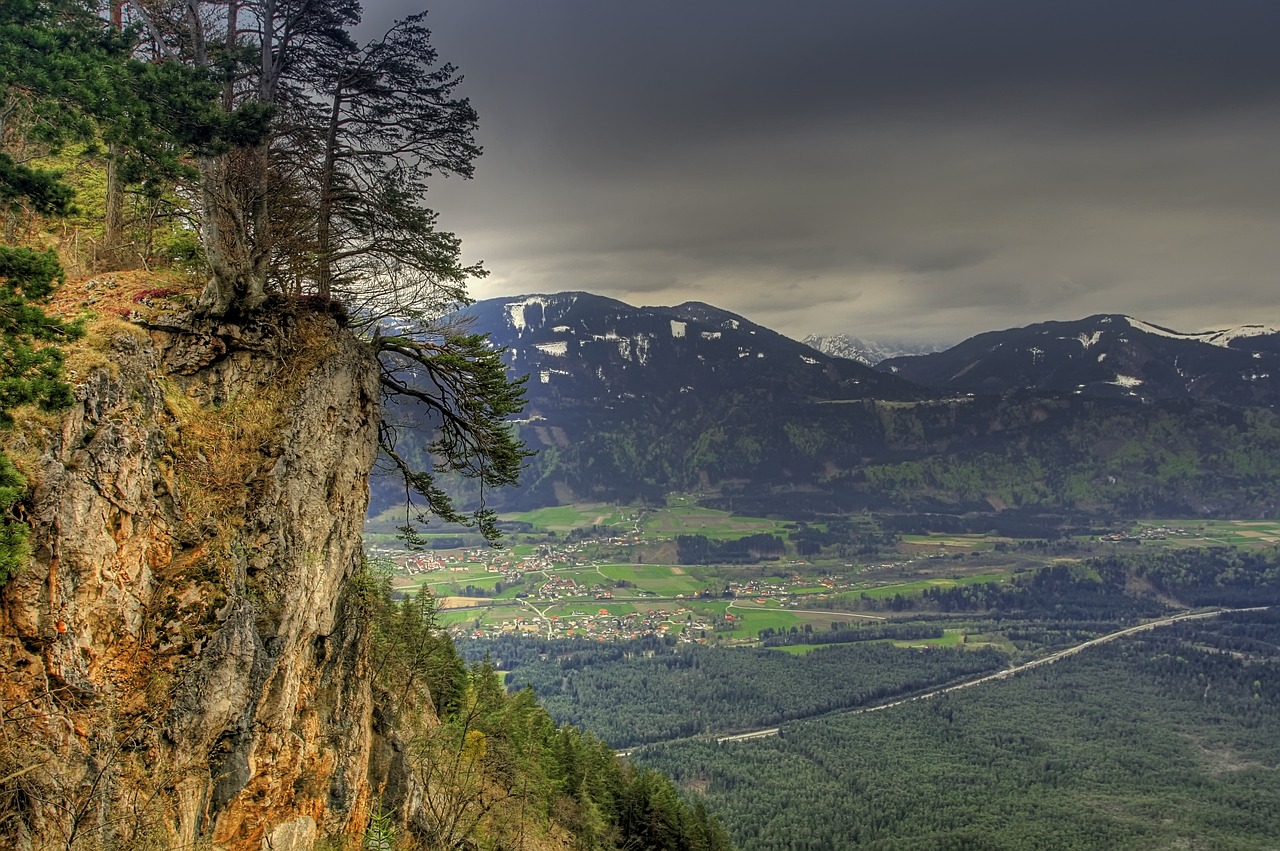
[192,0,272,316]
[101,2,125,268]
[102,144,125,268]
[195,151,268,315]
[316,84,345,301]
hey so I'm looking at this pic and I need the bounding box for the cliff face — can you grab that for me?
[0,309,383,850]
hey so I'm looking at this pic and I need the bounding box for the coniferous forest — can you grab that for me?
[639,616,1280,850]
[477,553,1280,849]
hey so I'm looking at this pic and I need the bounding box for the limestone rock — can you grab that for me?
[0,311,381,850]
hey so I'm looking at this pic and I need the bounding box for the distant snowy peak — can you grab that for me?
[802,334,944,366]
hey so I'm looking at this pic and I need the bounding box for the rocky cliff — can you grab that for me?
[0,306,384,850]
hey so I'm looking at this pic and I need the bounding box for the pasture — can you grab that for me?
[890,629,967,649]
[596,564,705,596]
[638,504,788,541]
[1169,519,1280,547]
[850,572,1009,601]
[504,503,630,531]
[899,533,1015,555]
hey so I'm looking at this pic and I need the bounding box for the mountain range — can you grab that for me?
[876,314,1280,406]
[463,292,920,415]
[376,294,1280,522]
[464,296,1280,409]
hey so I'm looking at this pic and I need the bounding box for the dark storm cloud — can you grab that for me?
[372,0,1280,343]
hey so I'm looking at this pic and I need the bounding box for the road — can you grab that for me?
[517,598,555,640]
[634,606,1270,750]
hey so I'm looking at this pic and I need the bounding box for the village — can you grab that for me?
[368,535,854,645]
[1097,524,1197,543]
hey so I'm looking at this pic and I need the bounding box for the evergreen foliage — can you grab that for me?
[374,329,532,543]
[638,614,1280,850]
[358,566,733,849]
[491,638,1005,748]
[0,454,31,584]
[0,246,80,419]
[0,1,96,584]
[4,0,529,543]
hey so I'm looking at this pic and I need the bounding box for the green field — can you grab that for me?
[852,572,1009,600]
[638,505,788,541]
[596,564,705,595]
[681,601,849,640]
[1142,518,1280,547]
[423,573,505,593]
[890,629,967,649]
[438,605,513,628]
[503,503,629,531]
[899,533,1016,553]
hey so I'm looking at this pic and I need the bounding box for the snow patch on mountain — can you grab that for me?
[1077,332,1103,349]
[634,335,652,366]
[538,368,570,383]
[535,341,568,357]
[1124,316,1279,348]
[506,295,562,331]
[1199,325,1278,345]
[1123,317,1187,340]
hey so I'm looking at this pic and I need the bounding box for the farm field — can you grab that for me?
[1154,518,1280,546]
[596,564,705,596]
[891,628,967,648]
[637,503,789,541]
[851,572,1010,600]
[503,503,632,532]
[899,533,1013,552]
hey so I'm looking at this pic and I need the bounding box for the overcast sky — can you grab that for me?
[370,0,1280,345]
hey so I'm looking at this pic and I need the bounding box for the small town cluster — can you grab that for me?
[1097,525,1196,543]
